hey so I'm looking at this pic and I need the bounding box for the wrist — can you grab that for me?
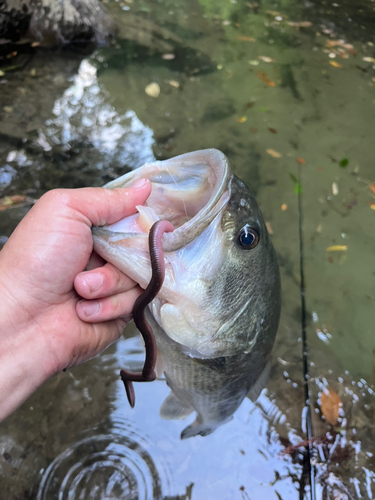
[0,294,54,422]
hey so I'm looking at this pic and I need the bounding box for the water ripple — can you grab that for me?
[37,418,172,500]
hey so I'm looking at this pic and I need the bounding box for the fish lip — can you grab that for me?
[160,149,232,251]
[94,149,232,251]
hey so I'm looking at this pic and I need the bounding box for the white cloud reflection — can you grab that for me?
[45,59,155,170]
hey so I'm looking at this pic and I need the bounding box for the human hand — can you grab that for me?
[0,179,151,421]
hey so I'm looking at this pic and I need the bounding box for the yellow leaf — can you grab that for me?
[321,389,341,426]
[145,83,160,98]
[266,149,282,158]
[326,245,347,251]
[329,61,343,68]
[236,116,247,123]
[369,203,375,210]
[236,36,256,42]
[363,57,375,63]
[0,195,27,210]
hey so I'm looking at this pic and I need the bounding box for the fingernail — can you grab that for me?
[132,178,148,189]
[83,273,103,293]
[80,301,100,317]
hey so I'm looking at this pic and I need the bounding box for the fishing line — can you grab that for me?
[297,164,316,500]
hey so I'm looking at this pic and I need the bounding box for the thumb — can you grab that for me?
[62,178,151,227]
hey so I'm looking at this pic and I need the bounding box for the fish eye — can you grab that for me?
[237,225,259,250]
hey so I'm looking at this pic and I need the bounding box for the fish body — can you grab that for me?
[92,149,281,437]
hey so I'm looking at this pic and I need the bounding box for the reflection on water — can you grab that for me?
[0,0,375,498]
[45,59,155,172]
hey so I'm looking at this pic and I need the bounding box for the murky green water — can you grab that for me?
[1,0,375,498]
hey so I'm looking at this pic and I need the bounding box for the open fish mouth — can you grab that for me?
[92,149,234,358]
[93,148,232,253]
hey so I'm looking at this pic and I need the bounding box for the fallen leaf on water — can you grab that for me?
[0,195,31,211]
[256,70,276,87]
[31,42,41,47]
[326,245,347,251]
[162,53,175,60]
[258,56,276,63]
[145,83,160,98]
[236,35,256,42]
[268,127,277,134]
[266,149,281,158]
[296,157,305,165]
[236,116,247,123]
[288,172,302,194]
[265,10,285,17]
[363,57,375,63]
[369,203,375,210]
[369,183,375,194]
[281,203,288,211]
[287,21,312,28]
[249,60,260,66]
[321,389,341,426]
[326,40,354,50]
[372,78,375,83]
[266,222,273,234]
[332,182,339,195]
[329,61,343,68]
[166,80,179,88]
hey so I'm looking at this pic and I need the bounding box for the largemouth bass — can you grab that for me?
[92,149,281,437]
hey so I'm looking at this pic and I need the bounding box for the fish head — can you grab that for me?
[92,149,280,359]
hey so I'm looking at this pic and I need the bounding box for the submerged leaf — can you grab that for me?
[256,70,276,87]
[288,172,302,194]
[166,80,180,88]
[236,116,247,123]
[326,245,347,251]
[339,158,349,167]
[258,56,276,63]
[363,57,375,63]
[145,83,160,98]
[237,36,256,42]
[0,195,33,211]
[369,203,375,210]
[296,157,305,165]
[321,389,341,426]
[266,149,281,158]
[369,183,375,194]
[329,61,343,68]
